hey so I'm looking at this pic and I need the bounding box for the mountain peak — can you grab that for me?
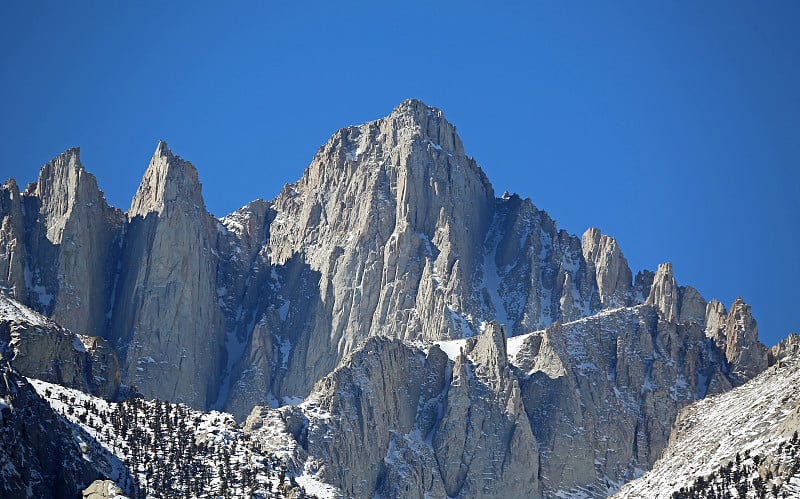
[4,176,19,193]
[725,295,769,382]
[390,98,442,119]
[129,141,204,217]
[154,139,170,156]
[378,99,465,157]
[646,262,678,321]
[27,146,111,244]
[36,147,83,183]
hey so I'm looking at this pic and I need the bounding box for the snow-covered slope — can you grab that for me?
[28,379,329,498]
[0,365,106,498]
[616,354,800,498]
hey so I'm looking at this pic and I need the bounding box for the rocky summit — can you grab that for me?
[0,99,793,498]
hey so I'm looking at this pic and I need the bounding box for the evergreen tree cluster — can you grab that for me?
[45,386,317,498]
[672,431,800,499]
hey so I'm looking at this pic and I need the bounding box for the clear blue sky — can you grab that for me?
[1,2,798,345]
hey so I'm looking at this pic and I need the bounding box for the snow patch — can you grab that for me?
[72,336,87,353]
[23,264,52,308]
[0,293,49,326]
[278,300,290,321]
[295,463,338,499]
[435,338,468,362]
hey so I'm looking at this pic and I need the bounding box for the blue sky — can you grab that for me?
[1,1,798,345]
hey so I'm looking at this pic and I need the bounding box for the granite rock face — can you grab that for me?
[723,298,769,382]
[0,178,27,302]
[0,149,125,338]
[581,227,633,308]
[704,297,769,384]
[704,298,728,346]
[432,324,540,498]
[226,101,652,404]
[110,142,225,407]
[512,305,735,496]
[82,480,129,499]
[259,100,496,399]
[645,262,679,322]
[242,302,757,497]
[769,332,800,364]
[25,149,125,338]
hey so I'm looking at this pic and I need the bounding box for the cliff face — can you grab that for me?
[239,301,753,497]
[257,100,497,399]
[110,141,225,407]
[515,306,733,495]
[0,149,125,339]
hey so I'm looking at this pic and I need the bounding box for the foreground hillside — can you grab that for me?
[617,354,800,498]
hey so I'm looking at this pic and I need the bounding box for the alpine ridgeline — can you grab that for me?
[0,99,783,498]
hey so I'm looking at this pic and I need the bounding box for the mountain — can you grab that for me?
[0,99,787,497]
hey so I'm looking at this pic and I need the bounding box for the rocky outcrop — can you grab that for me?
[0,293,120,398]
[22,149,125,337]
[723,298,769,382]
[512,305,736,496]
[244,327,541,498]
[260,99,496,399]
[704,298,728,347]
[0,178,27,302]
[581,227,633,308]
[677,285,707,324]
[242,301,764,497]
[82,480,129,499]
[646,262,679,322]
[301,338,440,498]
[432,324,540,498]
[484,200,622,333]
[703,297,769,384]
[769,332,800,365]
[645,263,709,326]
[80,335,122,399]
[110,141,225,407]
